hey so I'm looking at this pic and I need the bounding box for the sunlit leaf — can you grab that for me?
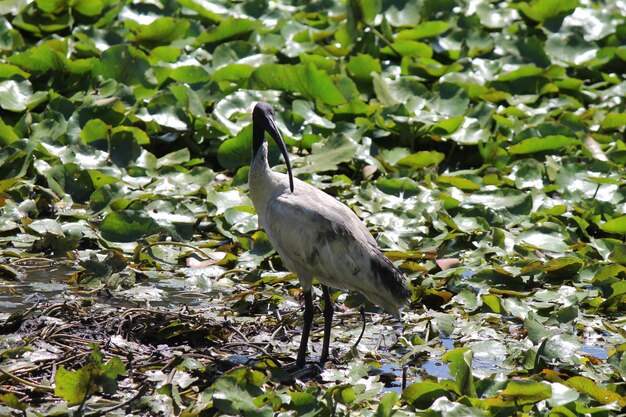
[508,135,579,154]
[486,379,552,406]
[128,17,190,45]
[0,118,19,145]
[442,347,476,397]
[250,63,347,106]
[601,113,626,130]
[396,151,445,169]
[196,17,257,44]
[372,73,427,106]
[600,216,626,234]
[293,134,357,174]
[518,0,579,23]
[72,0,104,16]
[437,175,481,191]
[169,66,210,83]
[0,79,32,111]
[566,376,626,406]
[346,54,381,81]
[54,366,92,406]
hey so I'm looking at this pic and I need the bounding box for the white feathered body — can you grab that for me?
[249,142,409,317]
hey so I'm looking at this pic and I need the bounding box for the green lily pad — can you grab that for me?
[94,45,157,88]
[100,210,160,242]
[601,113,626,130]
[250,63,347,106]
[508,135,579,154]
[518,0,578,23]
[127,17,190,46]
[396,151,445,169]
[600,216,626,234]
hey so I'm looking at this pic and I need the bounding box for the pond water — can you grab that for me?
[0,260,74,313]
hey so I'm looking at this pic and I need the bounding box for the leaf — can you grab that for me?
[47,163,96,203]
[497,65,543,81]
[100,211,160,242]
[176,0,224,22]
[53,347,126,406]
[54,366,92,406]
[0,63,30,78]
[396,21,450,40]
[381,40,433,58]
[147,93,191,130]
[195,17,257,44]
[0,79,32,111]
[601,113,626,130]
[128,17,190,45]
[402,382,449,409]
[372,73,427,106]
[358,0,381,24]
[508,135,579,154]
[565,376,626,406]
[0,118,19,145]
[430,115,464,134]
[289,391,320,416]
[396,151,445,169]
[442,347,476,397]
[334,385,357,404]
[544,33,598,66]
[518,0,579,22]
[217,125,253,170]
[157,148,191,167]
[71,0,105,16]
[292,99,335,129]
[0,393,28,411]
[250,63,347,106]
[600,216,626,234]
[86,169,119,188]
[437,175,481,191]
[8,43,65,73]
[109,127,143,167]
[374,391,398,417]
[94,45,157,87]
[346,54,381,81]
[169,66,210,83]
[582,136,608,161]
[517,228,569,252]
[213,377,273,417]
[99,356,126,394]
[293,134,357,174]
[489,380,552,406]
[482,294,502,313]
[212,63,255,83]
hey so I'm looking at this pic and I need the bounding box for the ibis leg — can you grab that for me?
[320,285,333,364]
[353,305,366,348]
[296,289,314,368]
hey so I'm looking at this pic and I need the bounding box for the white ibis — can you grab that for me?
[248,102,411,368]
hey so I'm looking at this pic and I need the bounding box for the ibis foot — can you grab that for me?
[284,361,323,380]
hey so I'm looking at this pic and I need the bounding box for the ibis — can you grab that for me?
[248,102,411,368]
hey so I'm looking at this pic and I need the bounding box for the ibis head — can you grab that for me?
[252,102,294,192]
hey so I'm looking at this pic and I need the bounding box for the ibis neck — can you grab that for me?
[252,125,266,162]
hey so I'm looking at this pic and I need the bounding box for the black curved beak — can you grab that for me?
[266,117,295,193]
